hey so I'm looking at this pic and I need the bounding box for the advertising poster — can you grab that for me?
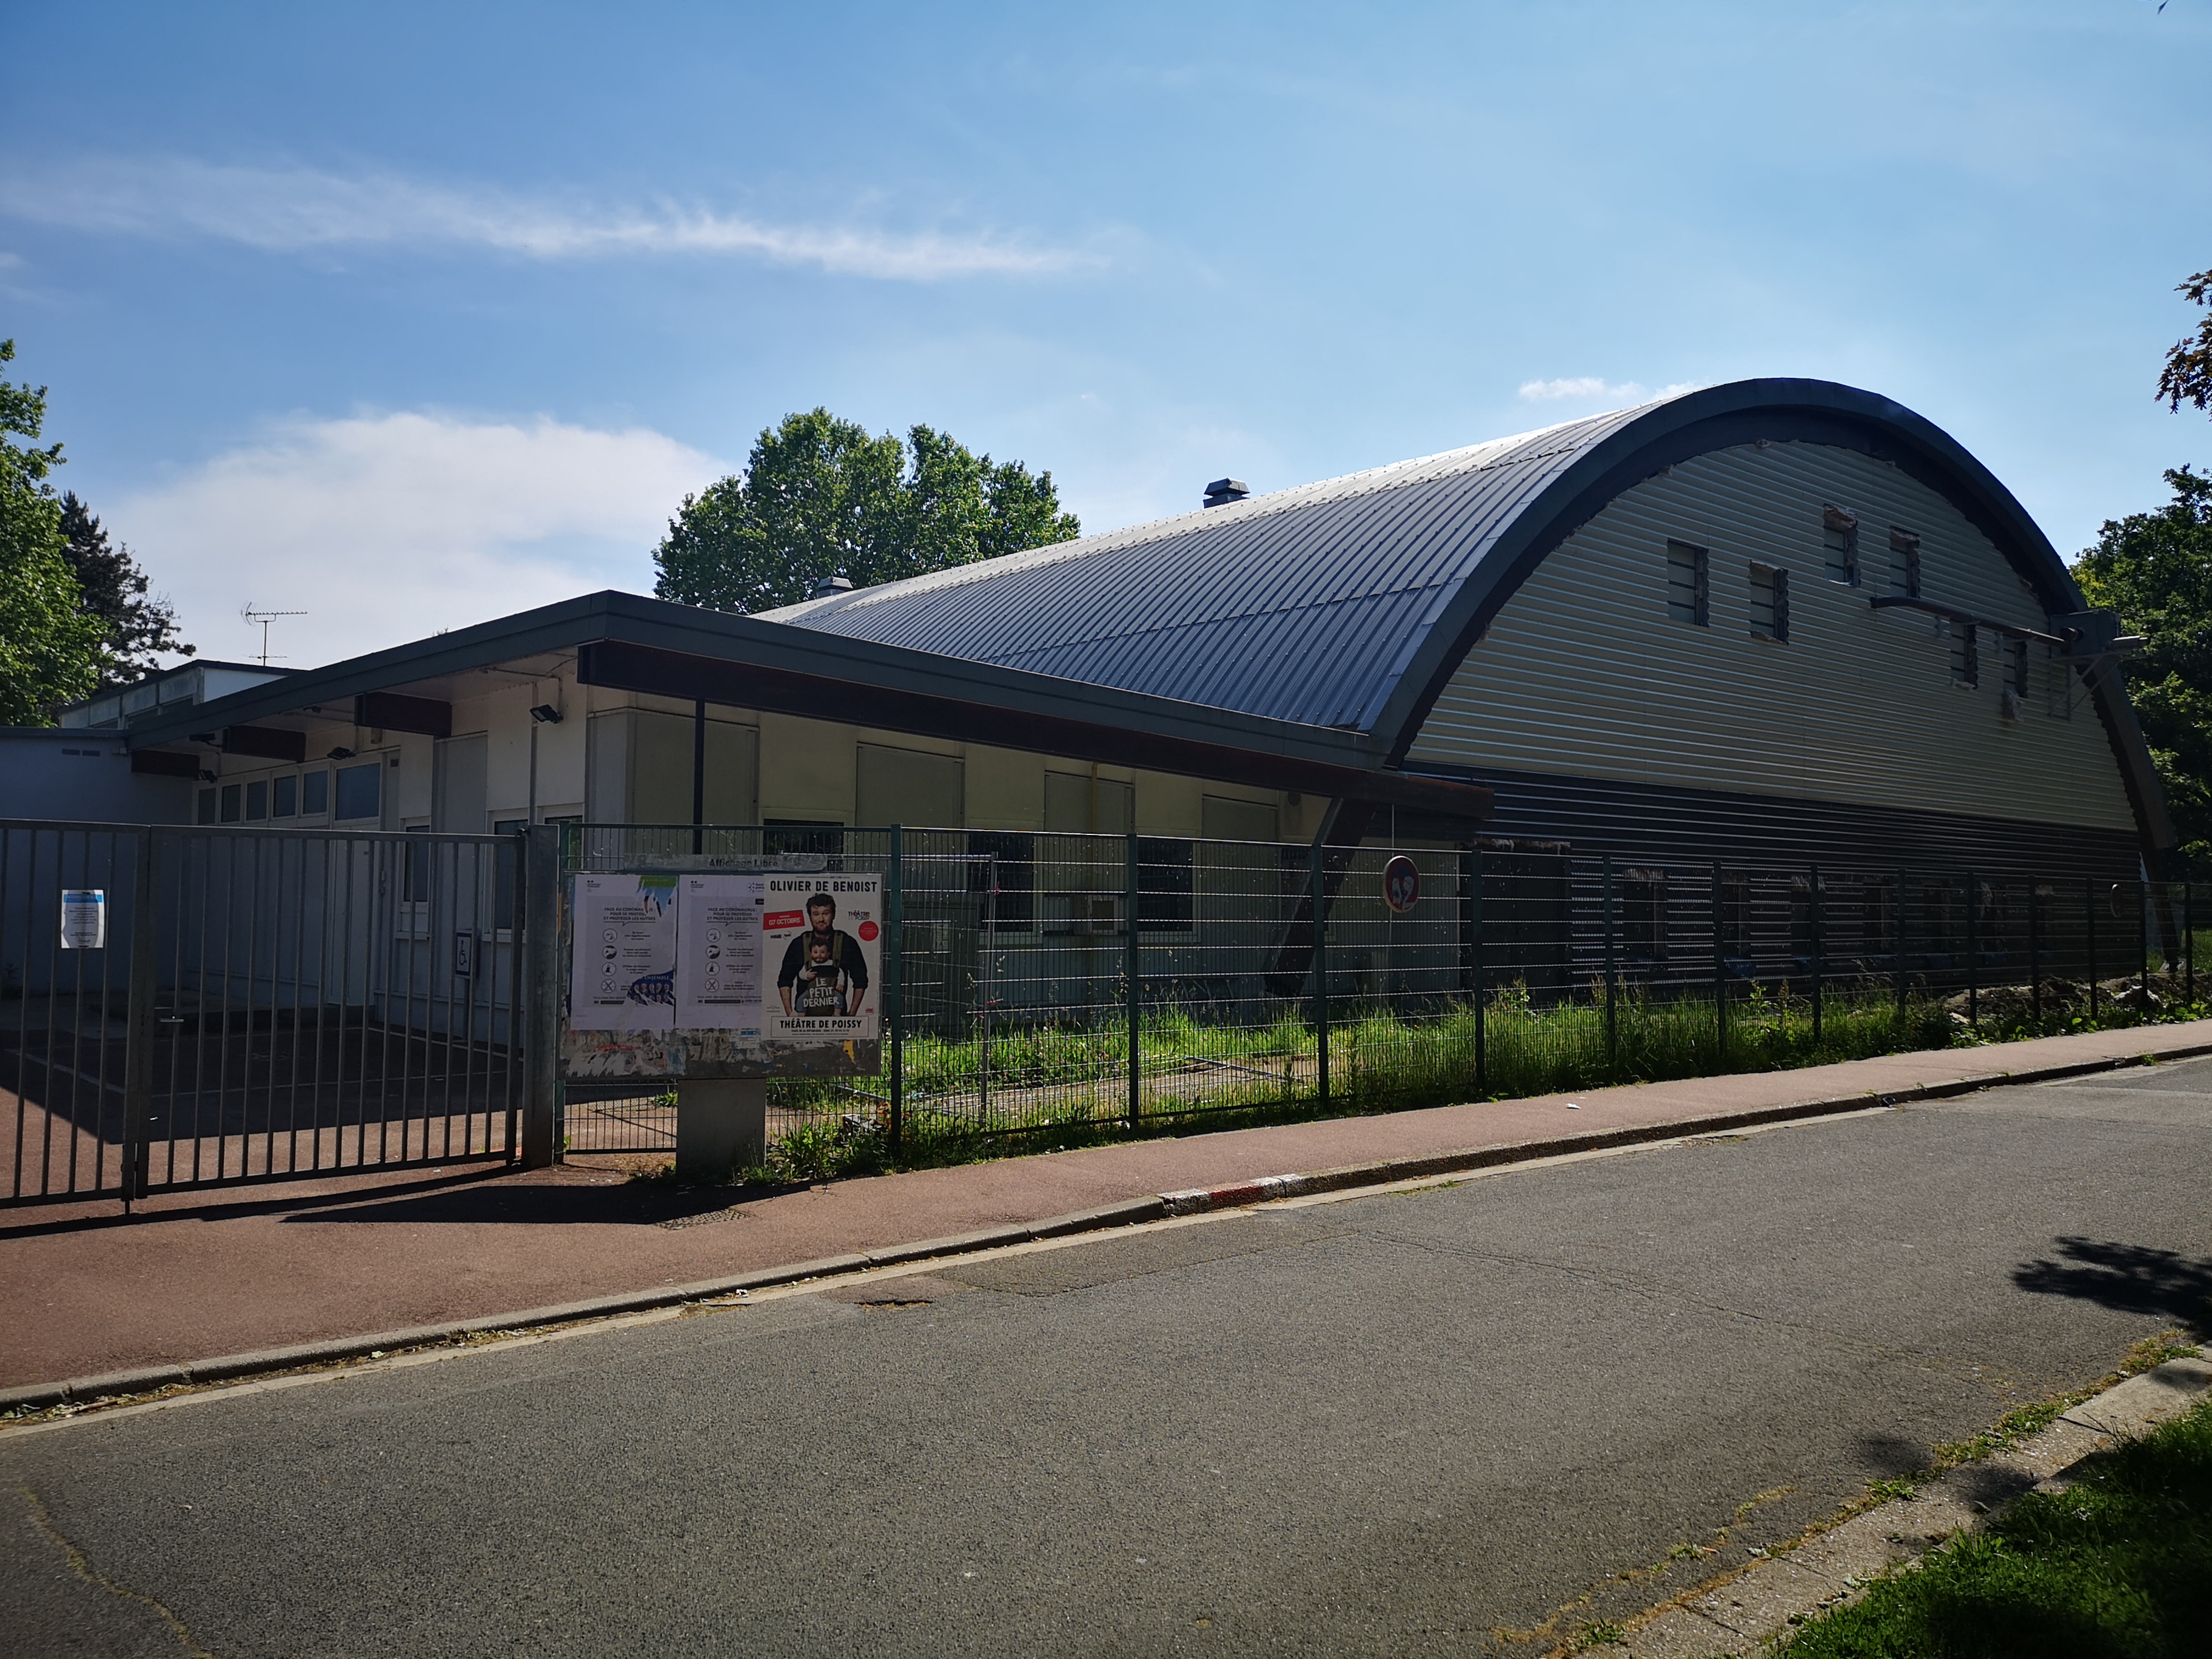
[674,873,766,1033]
[764,874,882,1043]
[570,874,677,1031]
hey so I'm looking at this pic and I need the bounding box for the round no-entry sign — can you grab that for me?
[1382,854,1420,914]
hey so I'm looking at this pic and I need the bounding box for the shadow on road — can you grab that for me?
[279,1178,793,1228]
[2011,1236,2212,1332]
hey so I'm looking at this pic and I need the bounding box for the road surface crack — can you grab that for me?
[18,1484,221,1658]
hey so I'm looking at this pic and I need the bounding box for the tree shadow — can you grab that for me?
[2011,1236,2212,1332]
[278,1177,801,1227]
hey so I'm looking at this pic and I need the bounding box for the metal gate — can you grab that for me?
[1,819,528,1208]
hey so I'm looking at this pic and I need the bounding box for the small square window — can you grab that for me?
[1889,528,1922,598]
[1749,562,1789,642]
[220,783,242,823]
[301,769,329,814]
[1666,540,1710,626]
[273,774,297,817]
[1822,506,1858,585]
[246,780,268,820]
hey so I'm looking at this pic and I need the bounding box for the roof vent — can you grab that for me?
[1202,478,1249,509]
[812,574,855,598]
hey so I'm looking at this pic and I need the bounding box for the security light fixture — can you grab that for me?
[327,746,355,760]
[529,704,564,725]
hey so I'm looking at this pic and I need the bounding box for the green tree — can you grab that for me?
[2076,466,2212,868]
[2157,268,2212,415]
[654,407,1079,614]
[0,340,103,725]
[59,492,193,686]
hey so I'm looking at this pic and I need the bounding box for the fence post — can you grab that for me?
[885,825,903,1159]
[2086,878,2099,1024]
[2029,879,2043,1027]
[2188,882,2196,1007]
[119,827,161,1210]
[1602,854,1617,1078]
[1311,836,1330,1111]
[2139,875,2150,996]
[520,823,563,1168]
[1894,868,1908,1030]
[1126,830,1141,1128]
[1472,845,1486,1095]
[1965,869,1979,1028]
[1809,863,1823,1048]
[1711,862,1727,1066]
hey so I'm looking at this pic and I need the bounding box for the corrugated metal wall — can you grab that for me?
[1407,441,2136,839]
[1393,763,2140,880]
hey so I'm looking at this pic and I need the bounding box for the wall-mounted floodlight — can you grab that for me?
[327,746,355,760]
[529,704,564,725]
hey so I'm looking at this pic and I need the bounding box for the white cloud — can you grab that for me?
[0,157,1085,281]
[109,412,724,668]
[1517,376,1703,403]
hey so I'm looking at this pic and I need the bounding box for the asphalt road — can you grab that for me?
[5,1062,2212,1659]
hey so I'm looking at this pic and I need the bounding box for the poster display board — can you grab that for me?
[563,867,882,1081]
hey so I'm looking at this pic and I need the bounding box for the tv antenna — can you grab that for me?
[240,603,308,666]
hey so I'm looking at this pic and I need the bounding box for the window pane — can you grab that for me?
[220,783,241,823]
[404,830,432,902]
[968,831,1034,930]
[335,762,380,821]
[196,788,217,825]
[302,769,329,814]
[493,820,526,931]
[273,774,297,817]
[1136,836,1195,929]
[246,780,268,820]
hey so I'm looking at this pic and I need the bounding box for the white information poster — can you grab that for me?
[59,889,107,950]
[674,874,766,1033]
[764,874,883,1042]
[570,874,678,1031]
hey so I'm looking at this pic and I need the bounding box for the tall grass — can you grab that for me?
[755,973,2207,1180]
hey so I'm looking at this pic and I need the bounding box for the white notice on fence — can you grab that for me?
[674,874,766,1033]
[59,889,107,950]
[765,874,882,1043]
[570,874,677,1031]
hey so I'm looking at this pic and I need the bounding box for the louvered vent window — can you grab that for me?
[2045,646,2074,720]
[2009,637,2029,695]
[1749,562,1788,642]
[1822,506,1859,585]
[1948,619,1979,687]
[1666,540,1709,626]
[1889,528,1922,598]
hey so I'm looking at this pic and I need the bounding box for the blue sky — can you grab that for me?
[2,1,2207,668]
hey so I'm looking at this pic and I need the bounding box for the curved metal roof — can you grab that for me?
[762,399,1654,732]
[765,378,2172,849]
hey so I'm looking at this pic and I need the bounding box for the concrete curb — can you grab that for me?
[1615,1352,2212,1658]
[8,1037,2208,1419]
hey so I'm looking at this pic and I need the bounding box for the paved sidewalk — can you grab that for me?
[5,1022,2210,1391]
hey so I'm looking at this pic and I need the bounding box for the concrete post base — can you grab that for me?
[675,1078,767,1183]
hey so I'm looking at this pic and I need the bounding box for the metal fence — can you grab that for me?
[557,826,2199,1163]
[1,819,524,1208]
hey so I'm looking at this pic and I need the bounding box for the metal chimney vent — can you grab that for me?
[1202,477,1249,509]
[813,574,855,598]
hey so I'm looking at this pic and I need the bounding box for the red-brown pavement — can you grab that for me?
[7,1022,2210,1390]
